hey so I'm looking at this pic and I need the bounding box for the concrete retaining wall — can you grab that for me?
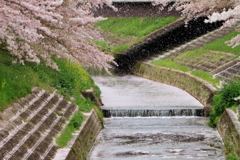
[0,87,77,160]
[133,62,240,157]
[133,62,218,115]
[0,87,102,160]
[53,109,102,160]
[64,110,102,160]
[217,109,240,157]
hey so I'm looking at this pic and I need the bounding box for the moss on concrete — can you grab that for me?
[217,109,240,158]
[65,110,102,160]
[133,62,218,115]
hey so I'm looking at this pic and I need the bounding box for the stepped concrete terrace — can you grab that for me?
[147,21,240,82]
[0,87,102,160]
[147,22,240,62]
[213,58,240,82]
[114,17,224,74]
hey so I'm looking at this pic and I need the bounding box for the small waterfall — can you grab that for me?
[89,76,224,160]
[101,108,204,117]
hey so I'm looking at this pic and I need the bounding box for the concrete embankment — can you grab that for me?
[0,87,102,160]
[217,109,240,157]
[133,62,240,158]
[54,109,102,160]
[133,62,218,116]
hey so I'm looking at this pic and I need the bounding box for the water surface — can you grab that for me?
[88,75,224,160]
[93,75,203,109]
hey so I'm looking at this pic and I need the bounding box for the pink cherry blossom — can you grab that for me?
[154,0,240,47]
[0,0,115,72]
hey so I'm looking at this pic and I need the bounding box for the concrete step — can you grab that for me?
[211,58,240,74]
[215,71,232,79]
[226,68,239,74]
[214,62,240,81]
[0,87,79,160]
[0,88,44,128]
[44,145,58,160]
[147,23,239,63]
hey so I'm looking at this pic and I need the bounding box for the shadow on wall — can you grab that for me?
[113,17,223,74]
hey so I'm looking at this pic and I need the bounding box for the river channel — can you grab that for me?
[88,75,225,160]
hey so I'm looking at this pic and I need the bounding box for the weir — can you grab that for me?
[88,75,225,159]
[89,5,228,159]
[101,108,205,117]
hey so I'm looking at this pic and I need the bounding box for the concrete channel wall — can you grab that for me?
[0,87,102,160]
[55,109,102,160]
[217,109,240,157]
[134,62,240,157]
[133,62,218,116]
[1,75,239,159]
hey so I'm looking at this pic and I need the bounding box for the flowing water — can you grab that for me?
[88,75,225,160]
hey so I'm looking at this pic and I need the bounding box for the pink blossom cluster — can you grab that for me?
[0,0,115,72]
[153,0,240,47]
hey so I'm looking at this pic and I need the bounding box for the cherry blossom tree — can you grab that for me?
[153,0,240,47]
[0,0,116,72]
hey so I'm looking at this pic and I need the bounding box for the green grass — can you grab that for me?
[112,45,129,53]
[93,40,129,55]
[176,48,212,59]
[56,111,85,147]
[0,48,104,147]
[224,128,240,159]
[151,59,220,87]
[0,49,43,109]
[229,106,240,122]
[0,48,100,112]
[94,17,179,54]
[94,40,111,51]
[151,59,190,72]
[176,48,235,61]
[191,70,220,86]
[209,80,240,127]
[229,105,239,113]
[94,17,179,37]
[226,156,239,160]
[151,31,240,88]
[204,32,240,55]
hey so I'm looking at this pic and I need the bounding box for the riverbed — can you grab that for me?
[88,75,225,160]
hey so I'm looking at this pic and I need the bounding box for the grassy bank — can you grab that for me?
[209,80,240,127]
[151,59,221,88]
[204,32,240,55]
[151,31,240,88]
[56,110,85,147]
[0,49,100,113]
[0,48,103,147]
[94,17,179,55]
[149,29,240,159]
[213,80,240,160]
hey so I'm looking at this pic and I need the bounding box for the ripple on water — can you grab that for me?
[89,76,224,160]
[88,117,224,160]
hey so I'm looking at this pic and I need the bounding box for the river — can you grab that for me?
[88,75,225,160]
